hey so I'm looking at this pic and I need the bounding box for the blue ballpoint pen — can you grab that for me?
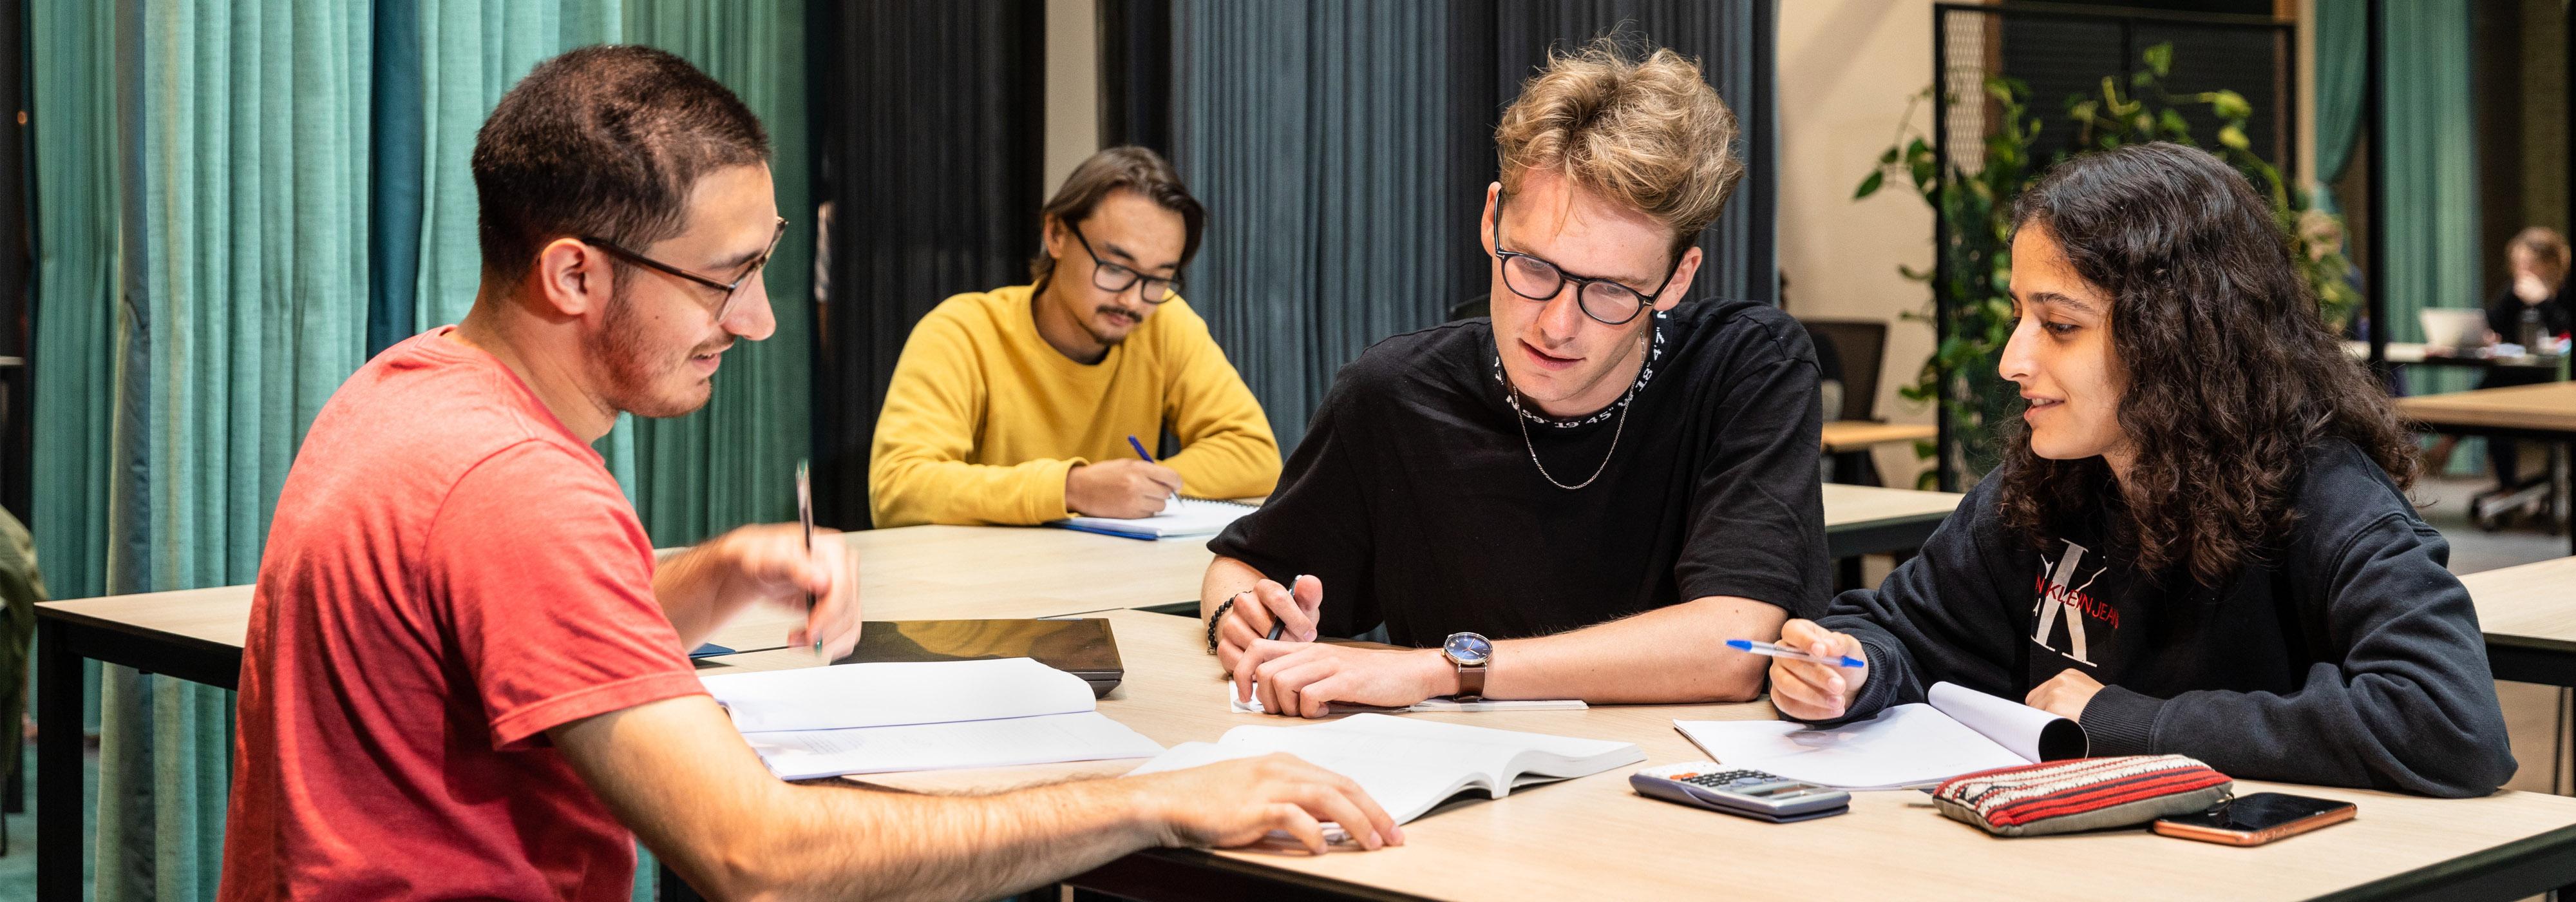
[1725,638,1865,669]
[1124,434,1183,509]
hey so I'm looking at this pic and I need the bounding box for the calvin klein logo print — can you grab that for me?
[2030,539,2115,664]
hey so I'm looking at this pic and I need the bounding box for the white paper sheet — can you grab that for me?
[742,711,1164,780]
[1674,682,2083,791]
[1676,705,2027,791]
[700,657,1098,733]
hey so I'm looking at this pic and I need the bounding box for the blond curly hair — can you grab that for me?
[1495,37,1743,256]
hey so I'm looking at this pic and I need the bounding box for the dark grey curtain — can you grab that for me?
[809,0,1044,528]
[1164,1,1778,450]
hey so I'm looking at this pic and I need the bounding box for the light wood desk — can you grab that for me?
[32,486,1966,899]
[2394,382,2576,554]
[2468,556,2576,691]
[1819,419,1936,454]
[698,609,2576,902]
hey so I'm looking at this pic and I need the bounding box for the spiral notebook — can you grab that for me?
[1051,497,1257,540]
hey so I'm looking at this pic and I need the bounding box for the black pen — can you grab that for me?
[1264,574,1308,642]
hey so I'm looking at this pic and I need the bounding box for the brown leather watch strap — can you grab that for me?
[1456,660,1487,700]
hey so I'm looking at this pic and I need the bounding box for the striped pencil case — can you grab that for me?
[1931,754,2234,837]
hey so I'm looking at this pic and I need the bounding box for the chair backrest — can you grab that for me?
[1447,294,1490,322]
[1798,319,1888,422]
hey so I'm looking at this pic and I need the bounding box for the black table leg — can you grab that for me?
[37,618,82,900]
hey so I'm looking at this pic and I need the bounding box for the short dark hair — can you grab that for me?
[1998,142,2418,587]
[1030,146,1206,289]
[471,45,770,280]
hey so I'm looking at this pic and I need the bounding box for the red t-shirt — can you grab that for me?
[221,328,704,900]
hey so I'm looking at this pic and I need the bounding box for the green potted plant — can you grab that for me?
[1856,43,2355,488]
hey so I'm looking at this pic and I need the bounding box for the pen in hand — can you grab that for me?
[1725,638,1864,669]
[1262,575,1309,642]
[798,460,820,658]
[1124,435,1182,510]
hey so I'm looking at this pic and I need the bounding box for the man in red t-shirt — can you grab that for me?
[220,46,1394,902]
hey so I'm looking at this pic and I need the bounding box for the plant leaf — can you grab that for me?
[2144,42,2172,77]
[1855,169,1886,200]
[2219,124,2249,150]
[2211,89,2251,120]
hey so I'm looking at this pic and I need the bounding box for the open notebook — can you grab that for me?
[1052,497,1257,540]
[700,658,1162,780]
[1675,682,2090,791]
[1128,714,1643,823]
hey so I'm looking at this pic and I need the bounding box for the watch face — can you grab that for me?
[1444,633,1491,665]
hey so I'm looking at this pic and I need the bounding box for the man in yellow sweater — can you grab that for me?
[871,147,1280,527]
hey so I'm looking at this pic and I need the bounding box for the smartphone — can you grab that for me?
[2152,792,2356,846]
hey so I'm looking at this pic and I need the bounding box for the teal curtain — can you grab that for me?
[2309,0,2365,214]
[27,2,374,899]
[30,0,119,737]
[2378,1,2479,434]
[624,0,813,546]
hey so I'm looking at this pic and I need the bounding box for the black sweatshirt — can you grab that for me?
[1810,439,2517,798]
[1211,300,1830,646]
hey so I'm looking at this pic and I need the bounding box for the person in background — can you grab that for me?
[1204,38,1828,717]
[222,46,1391,902]
[869,147,1280,527]
[1768,142,2515,798]
[2476,227,2572,492]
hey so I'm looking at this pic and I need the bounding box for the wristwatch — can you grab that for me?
[1441,632,1492,701]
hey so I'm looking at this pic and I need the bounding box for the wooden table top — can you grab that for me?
[33,524,1218,655]
[2467,556,2576,647]
[1818,481,1962,526]
[1819,419,1937,453]
[39,488,1968,656]
[2393,381,2576,434]
[699,609,2576,902]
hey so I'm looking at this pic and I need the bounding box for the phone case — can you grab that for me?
[2152,805,2355,846]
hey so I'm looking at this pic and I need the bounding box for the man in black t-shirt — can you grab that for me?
[1200,39,1828,718]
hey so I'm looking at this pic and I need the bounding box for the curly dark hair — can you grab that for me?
[1997,142,2419,587]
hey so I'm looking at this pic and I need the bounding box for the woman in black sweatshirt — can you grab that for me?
[1770,142,2518,798]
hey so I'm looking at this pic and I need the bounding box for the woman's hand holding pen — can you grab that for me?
[1213,574,1322,675]
[1766,619,1870,722]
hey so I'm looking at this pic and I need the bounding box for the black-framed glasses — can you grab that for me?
[1489,197,1680,326]
[583,216,789,323]
[1067,225,1182,304]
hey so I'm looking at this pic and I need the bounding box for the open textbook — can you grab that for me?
[700,658,1162,780]
[1128,714,1643,823]
[1052,497,1257,539]
[1674,682,2089,791]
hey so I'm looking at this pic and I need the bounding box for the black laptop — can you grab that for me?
[824,619,1125,697]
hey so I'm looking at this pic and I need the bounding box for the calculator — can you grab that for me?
[1630,762,1850,823]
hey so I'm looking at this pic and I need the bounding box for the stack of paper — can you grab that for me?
[701,658,1163,780]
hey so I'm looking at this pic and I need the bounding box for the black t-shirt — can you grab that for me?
[2482,282,2573,342]
[1209,299,1831,647]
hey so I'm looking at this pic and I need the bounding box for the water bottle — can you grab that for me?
[2520,305,2544,354]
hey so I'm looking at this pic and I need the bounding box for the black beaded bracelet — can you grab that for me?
[1205,597,1236,653]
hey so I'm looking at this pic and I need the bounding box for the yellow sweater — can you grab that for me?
[869,285,1282,527]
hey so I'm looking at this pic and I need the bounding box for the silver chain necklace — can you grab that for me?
[1511,379,1634,491]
